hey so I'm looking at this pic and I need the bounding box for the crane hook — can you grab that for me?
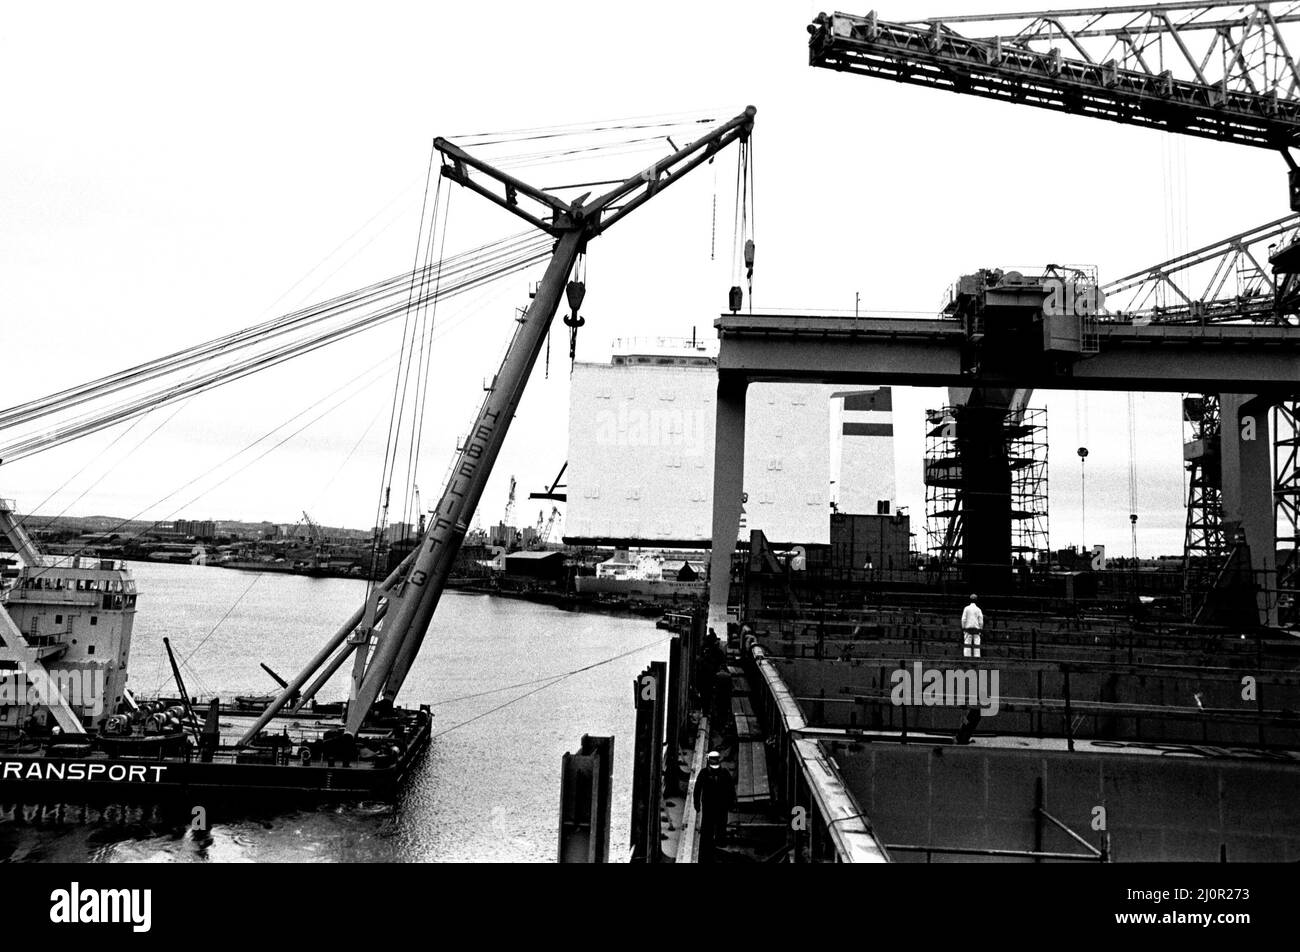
[744,239,755,303]
[565,280,586,316]
[563,280,586,360]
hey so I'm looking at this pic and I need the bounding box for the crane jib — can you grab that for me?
[330,107,757,734]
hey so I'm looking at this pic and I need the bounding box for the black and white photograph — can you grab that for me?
[0,0,1296,933]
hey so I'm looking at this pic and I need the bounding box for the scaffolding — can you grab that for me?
[924,409,962,568]
[923,406,1048,569]
[1276,399,1300,628]
[1009,408,1050,561]
[1182,394,1227,607]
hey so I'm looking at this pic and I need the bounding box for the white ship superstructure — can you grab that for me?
[0,497,137,733]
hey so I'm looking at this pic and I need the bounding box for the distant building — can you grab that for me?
[175,518,217,540]
[488,523,519,549]
[384,522,415,544]
[503,550,566,582]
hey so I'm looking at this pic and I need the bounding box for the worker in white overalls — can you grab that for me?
[961,594,983,658]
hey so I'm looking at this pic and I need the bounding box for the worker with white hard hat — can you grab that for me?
[693,749,735,862]
[961,594,984,658]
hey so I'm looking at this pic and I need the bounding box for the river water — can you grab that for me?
[0,561,666,862]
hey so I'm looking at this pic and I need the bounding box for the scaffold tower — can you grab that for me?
[924,405,1048,571]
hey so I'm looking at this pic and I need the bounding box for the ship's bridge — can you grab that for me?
[0,500,139,732]
[8,557,138,613]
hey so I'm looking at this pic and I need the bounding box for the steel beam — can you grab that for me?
[715,314,1300,393]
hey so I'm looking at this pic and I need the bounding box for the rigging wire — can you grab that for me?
[399,183,452,535]
[456,117,718,149]
[158,400,391,689]
[21,265,530,583]
[402,187,452,538]
[710,154,718,261]
[22,348,403,583]
[1128,393,1140,560]
[0,236,552,463]
[0,229,549,434]
[10,117,741,576]
[158,569,268,693]
[2,120,734,466]
[3,116,726,450]
[389,180,443,542]
[367,144,440,593]
[452,108,722,143]
[9,199,469,532]
[431,636,670,738]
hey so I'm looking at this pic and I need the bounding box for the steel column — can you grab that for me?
[1220,393,1278,626]
[557,735,614,863]
[629,661,666,863]
[1275,399,1300,627]
[709,376,747,637]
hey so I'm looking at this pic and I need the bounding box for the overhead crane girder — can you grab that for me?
[810,6,1300,205]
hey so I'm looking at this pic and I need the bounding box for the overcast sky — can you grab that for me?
[1,1,1289,558]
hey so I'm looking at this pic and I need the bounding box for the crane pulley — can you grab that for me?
[729,134,756,312]
[563,275,586,361]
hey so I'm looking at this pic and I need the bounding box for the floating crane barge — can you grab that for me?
[0,705,432,801]
[0,498,430,801]
[1,106,758,805]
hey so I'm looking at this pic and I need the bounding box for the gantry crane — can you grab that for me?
[240,106,757,742]
[810,5,1300,202]
[1103,214,1300,621]
[809,6,1300,624]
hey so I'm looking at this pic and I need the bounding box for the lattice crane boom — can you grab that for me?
[1101,212,1300,321]
[810,6,1300,202]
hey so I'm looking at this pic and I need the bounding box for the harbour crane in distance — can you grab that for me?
[239,105,757,742]
[541,505,562,547]
[302,510,322,546]
[301,510,328,572]
[502,475,517,530]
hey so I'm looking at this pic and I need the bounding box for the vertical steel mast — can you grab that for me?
[239,106,755,743]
